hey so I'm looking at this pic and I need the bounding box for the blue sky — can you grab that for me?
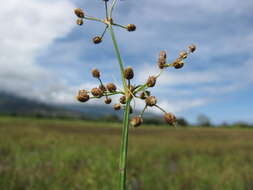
[0,0,253,124]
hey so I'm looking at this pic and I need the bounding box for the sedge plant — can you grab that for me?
[74,1,196,189]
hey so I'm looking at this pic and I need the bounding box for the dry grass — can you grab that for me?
[0,116,253,190]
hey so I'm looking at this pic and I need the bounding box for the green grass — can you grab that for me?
[0,116,253,190]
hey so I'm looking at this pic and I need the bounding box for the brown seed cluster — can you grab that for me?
[107,83,117,92]
[164,113,177,125]
[74,4,197,128]
[127,24,136,32]
[146,76,157,87]
[131,116,143,127]
[73,3,137,45]
[92,69,100,78]
[124,67,134,80]
[158,51,167,69]
[93,36,102,44]
[77,90,89,102]
[74,8,85,18]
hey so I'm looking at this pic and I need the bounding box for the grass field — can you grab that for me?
[0,116,253,190]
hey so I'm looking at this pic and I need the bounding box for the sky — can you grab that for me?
[0,0,253,124]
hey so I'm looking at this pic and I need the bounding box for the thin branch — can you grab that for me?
[105,1,109,19]
[84,15,106,24]
[154,104,167,114]
[101,26,108,38]
[113,23,127,30]
[109,0,118,18]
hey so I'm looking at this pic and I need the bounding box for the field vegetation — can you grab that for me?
[0,116,253,190]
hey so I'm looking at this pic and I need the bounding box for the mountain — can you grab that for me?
[0,92,82,118]
[0,91,160,120]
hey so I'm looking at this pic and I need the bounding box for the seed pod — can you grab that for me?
[140,92,146,99]
[158,57,166,69]
[188,44,196,53]
[74,8,85,18]
[124,67,134,80]
[159,51,167,59]
[146,76,157,87]
[76,90,89,102]
[179,51,188,59]
[120,96,126,104]
[140,91,150,99]
[127,24,136,32]
[114,103,121,111]
[173,60,184,69]
[93,36,102,44]
[145,96,157,107]
[76,18,84,25]
[106,83,117,92]
[91,88,103,97]
[131,116,143,127]
[104,97,112,104]
[164,113,177,125]
[92,68,100,78]
[99,84,106,93]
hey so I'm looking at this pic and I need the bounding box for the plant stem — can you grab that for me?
[119,100,131,190]
[108,23,130,190]
[108,25,127,92]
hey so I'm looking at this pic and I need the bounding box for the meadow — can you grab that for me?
[0,116,253,190]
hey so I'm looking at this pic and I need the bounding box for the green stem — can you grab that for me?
[119,100,131,190]
[108,25,127,92]
[134,84,148,94]
[108,23,130,190]
[109,0,118,18]
[84,16,105,24]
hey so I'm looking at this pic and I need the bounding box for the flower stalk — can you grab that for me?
[108,22,131,190]
[73,2,196,190]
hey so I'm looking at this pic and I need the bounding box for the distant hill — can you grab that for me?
[0,92,160,121]
[0,92,124,119]
[0,92,83,118]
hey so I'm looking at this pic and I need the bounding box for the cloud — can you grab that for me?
[0,0,77,103]
[0,0,253,122]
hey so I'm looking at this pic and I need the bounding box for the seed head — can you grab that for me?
[76,18,84,26]
[127,24,136,32]
[124,67,134,80]
[188,44,196,53]
[92,68,100,78]
[164,113,177,125]
[93,36,102,44]
[140,91,150,99]
[158,57,166,69]
[76,90,89,102]
[114,103,121,111]
[146,76,157,87]
[120,96,126,104]
[179,51,188,59]
[131,116,143,127]
[145,96,157,107]
[91,88,103,97]
[74,8,85,18]
[159,51,167,59]
[104,97,112,104]
[106,83,117,92]
[99,84,106,93]
[173,60,184,69]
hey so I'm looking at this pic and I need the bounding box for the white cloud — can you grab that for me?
[0,0,253,120]
[0,0,77,103]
